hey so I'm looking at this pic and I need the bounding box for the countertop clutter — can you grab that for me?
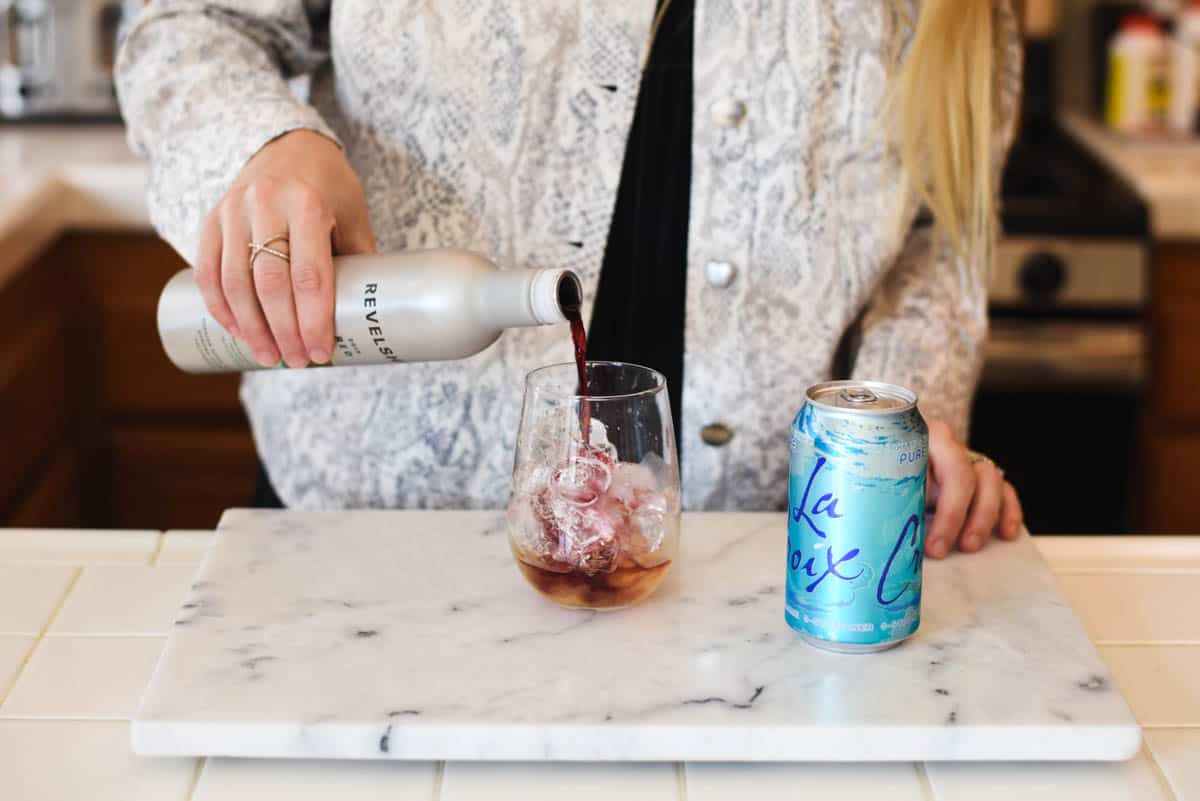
[1061,110,1200,240]
[0,521,1197,801]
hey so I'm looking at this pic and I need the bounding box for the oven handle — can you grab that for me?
[981,319,1146,391]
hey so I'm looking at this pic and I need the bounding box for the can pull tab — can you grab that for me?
[840,388,879,405]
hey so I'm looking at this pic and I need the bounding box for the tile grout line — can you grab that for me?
[41,632,173,639]
[1142,742,1181,801]
[431,761,445,801]
[0,566,81,707]
[1051,567,1200,575]
[1096,641,1200,647]
[0,713,134,721]
[183,757,207,801]
[676,762,688,801]
[914,762,936,801]
[148,531,167,566]
[0,559,149,567]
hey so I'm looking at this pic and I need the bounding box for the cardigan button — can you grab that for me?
[705,259,737,288]
[701,423,735,447]
[710,98,748,127]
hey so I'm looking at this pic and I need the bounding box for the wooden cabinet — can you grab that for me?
[63,234,247,418]
[9,445,82,527]
[105,425,257,530]
[0,233,255,530]
[0,261,77,525]
[1142,242,1200,531]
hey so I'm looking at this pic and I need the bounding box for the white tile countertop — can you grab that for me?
[0,526,1197,801]
[1061,110,1200,241]
[0,124,150,293]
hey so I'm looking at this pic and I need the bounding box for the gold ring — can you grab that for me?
[967,450,993,467]
[249,234,290,266]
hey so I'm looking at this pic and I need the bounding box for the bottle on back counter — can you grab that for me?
[1106,14,1170,134]
[157,249,582,373]
[1169,1,1200,135]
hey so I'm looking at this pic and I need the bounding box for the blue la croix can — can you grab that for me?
[785,380,929,653]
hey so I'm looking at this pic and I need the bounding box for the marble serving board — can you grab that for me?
[132,510,1140,762]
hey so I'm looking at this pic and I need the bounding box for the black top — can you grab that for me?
[252,3,696,508]
[587,0,694,441]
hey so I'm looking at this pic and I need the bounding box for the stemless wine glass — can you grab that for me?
[507,361,681,610]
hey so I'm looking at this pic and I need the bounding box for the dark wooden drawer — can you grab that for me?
[9,444,82,528]
[64,233,244,418]
[1141,426,1200,531]
[106,423,256,530]
[1154,243,1200,312]
[1148,315,1200,422]
[0,313,67,518]
[2,232,257,528]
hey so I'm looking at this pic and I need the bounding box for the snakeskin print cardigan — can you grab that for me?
[116,1,1021,511]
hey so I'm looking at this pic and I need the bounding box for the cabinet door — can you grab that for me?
[1141,429,1200,531]
[0,261,70,522]
[106,424,257,530]
[1149,243,1200,423]
[9,445,82,528]
[1143,243,1200,531]
[64,233,245,417]
[2,233,258,528]
[68,234,256,528]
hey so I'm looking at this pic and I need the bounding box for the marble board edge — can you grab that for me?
[130,719,1143,761]
[130,511,1143,762]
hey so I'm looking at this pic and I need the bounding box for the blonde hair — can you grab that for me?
[649,0,1011,267]
[892,0,1006,268]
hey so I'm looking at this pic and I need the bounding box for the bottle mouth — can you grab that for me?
[557,272,583,315]
[531,269,583,324]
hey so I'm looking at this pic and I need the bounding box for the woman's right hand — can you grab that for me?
[195,130,377,368]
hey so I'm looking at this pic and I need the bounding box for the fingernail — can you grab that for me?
[963,535,980,551]
[929,538,948,558]
[229,324,242,338]
[255,350,278,367]
[310,348,329,364]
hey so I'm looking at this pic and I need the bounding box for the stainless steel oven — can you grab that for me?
[971,235,1147,534]
[965,29,1152,534]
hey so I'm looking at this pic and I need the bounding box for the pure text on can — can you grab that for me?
[785,380,929,653]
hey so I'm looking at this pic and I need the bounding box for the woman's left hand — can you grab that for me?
[924,419,1024,558]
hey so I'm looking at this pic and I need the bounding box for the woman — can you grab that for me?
[116,1,1024,558]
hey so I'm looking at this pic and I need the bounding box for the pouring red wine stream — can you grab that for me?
[563,300,590,442]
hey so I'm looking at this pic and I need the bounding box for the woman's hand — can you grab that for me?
[924,419,1024,558]
[195,130,377,368]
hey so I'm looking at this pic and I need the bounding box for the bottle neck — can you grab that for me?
[476,268,575,331]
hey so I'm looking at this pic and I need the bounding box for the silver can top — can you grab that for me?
[806,380,918,414]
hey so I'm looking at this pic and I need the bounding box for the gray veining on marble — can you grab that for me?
[132,510,1140,761]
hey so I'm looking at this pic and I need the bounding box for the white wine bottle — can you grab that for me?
[157,248,582,373]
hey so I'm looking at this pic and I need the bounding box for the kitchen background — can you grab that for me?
[0,0,1197,535]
